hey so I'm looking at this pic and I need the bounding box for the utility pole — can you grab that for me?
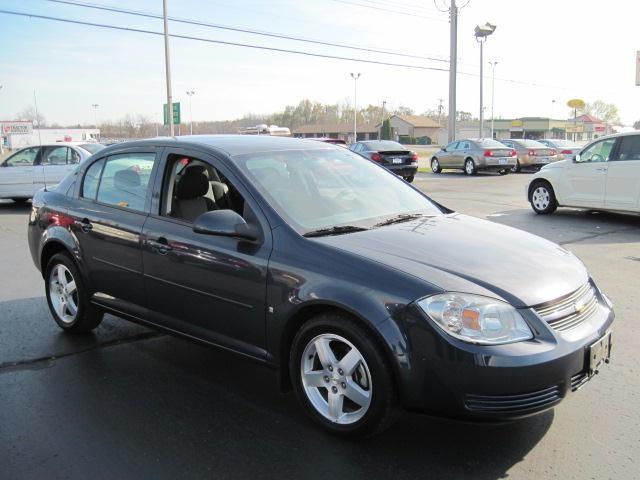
[474,23,496,138]
[186,90,195,135]
[380,99,386,139]
[350,73,361,142]
[489,62,497,139]
[162,0,174,136]
[447,0,458,143]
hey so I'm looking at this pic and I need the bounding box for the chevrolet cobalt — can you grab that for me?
[28,135,613,437]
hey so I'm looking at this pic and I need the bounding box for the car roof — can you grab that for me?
[16,142,91,149]
[97,135,336,157]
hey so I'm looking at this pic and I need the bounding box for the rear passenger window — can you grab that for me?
[615,136,640,161]
[95,153,156,212]
[82,159,104,200]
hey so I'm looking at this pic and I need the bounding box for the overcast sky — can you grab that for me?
[1,0,639,126]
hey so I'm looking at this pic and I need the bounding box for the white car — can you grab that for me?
[0,142,103,201]
[527,132,640,214]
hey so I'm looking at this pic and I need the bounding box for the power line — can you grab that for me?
[0,9,451,72]
[326,0,447,21]
[45,0,450,63]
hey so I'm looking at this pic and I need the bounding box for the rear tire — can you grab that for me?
[431,158,442,173]
[290,313,398,437]
[464,158,477,176]
[11,198,29,203]
[498,169,510,175]
[45,252,103,333]
[511,160,521,173]
[405,175,415,183]
[529,180,558,214]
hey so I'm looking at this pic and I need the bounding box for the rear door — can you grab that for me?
[565,137,617,208]
[605,135,640,211]
[67,148,160,315]
[0,147,40,198]
[35,146,81,190]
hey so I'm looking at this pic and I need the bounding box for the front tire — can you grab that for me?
[464,158,477,176]
[431,158,442,173]
[529,181,558,214]
[290,313,397,437]
[45,253,103,333]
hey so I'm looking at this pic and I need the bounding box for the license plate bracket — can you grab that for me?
[589,331,612,375]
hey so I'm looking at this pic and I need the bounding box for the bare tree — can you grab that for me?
[577,100,621,124]
[16,106,46,127]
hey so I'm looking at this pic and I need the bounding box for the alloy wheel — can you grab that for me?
[431,159,440,173]
[532,186,551,211]
[300,333,372,424]
[465,159,475,175]
[48,264,79,324]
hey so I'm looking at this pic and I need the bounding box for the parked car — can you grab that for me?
[350,140,418,182]
[499,139,558,172]
[0,142,103,201]
[528,132,640,215]
[537,139,582,161]
[29,135,613,437]
[430,138,517,175]
[310,137,347,146]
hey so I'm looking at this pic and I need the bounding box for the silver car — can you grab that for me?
[499,139,559,173]
[430,138,517,176]
[0,142,103,201]
[537,138,581,161]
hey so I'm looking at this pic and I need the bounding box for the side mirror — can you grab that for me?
[573,154,580,162]
[441,147,447,152]
[193,210,259,241]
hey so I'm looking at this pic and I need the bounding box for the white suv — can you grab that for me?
[527,132,640,215]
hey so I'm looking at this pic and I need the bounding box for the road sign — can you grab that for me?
[567,99,585,109]
[0,121,33,135]
[636,51,640,86]
[163,102,181,125]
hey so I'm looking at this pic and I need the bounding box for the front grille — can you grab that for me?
[465,385,561,413]
[533,283,599,332]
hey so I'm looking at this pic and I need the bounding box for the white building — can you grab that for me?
[3,127,100,149]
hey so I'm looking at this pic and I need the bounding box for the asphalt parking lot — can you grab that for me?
[1,171,638,479]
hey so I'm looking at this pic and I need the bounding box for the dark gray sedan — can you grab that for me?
[430,138,517,175]
[350,140,418,182]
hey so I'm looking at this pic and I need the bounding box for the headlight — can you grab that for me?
[417,293,533,345]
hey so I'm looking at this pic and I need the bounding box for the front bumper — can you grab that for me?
[384,289,614,420]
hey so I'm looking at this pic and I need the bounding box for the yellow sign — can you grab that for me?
[567,99,585,109]
[510,119,523,127]
[565,125,584,133]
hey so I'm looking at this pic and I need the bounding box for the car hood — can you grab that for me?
[314,214,588,307]
[541,159,568,170]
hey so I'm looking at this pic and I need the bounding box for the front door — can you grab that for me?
[141,149,272,359]
[0,147,40,198]
[68,150,159,314]
[605,135,640,211]
[565,137,616,208]
[439,141,458,167]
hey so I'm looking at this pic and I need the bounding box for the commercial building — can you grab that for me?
[292,123,378,142]
[2,126,100,150]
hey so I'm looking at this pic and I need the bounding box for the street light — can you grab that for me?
[186,90,195,135]
[474,22,497,138]
[350,73,361,142]
[489,61,498,139]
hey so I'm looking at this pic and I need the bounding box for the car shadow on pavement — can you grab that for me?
[1,317,554,480]
[487,208,640,246]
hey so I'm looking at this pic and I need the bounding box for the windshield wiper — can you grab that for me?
[373,213,425,228]
[303,225,369,238]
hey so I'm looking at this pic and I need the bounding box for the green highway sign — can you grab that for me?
[163,102,181,125]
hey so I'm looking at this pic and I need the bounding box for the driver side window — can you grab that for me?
[577,138,616,163]
[446,142,458,151]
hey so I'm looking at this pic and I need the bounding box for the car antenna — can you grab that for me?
[33,90,46,191]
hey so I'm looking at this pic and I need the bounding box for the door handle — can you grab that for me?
[75,218,93,232]
[595,167,608,172]
[148,237,172,255]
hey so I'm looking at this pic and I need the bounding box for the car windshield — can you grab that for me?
[363,141,405,151]
[79,143,105,154]
[477,139,508,148]
[235,148,442,234]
